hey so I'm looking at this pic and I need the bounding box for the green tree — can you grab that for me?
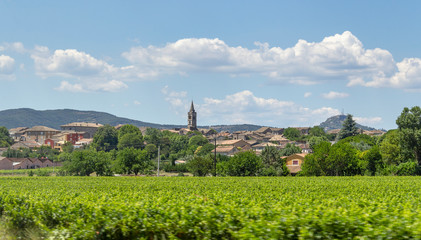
[301,141,331,176]
[92,125,118,152]
[187,155,213,176]
[396,106,421,165]
[64,149,97,176]
[309,126,326,137]
[117,125,143,150]
[224,151,263,176]
[61,141,74,153]
[117,147,150,175]
[327,142,359,176]
[0,126,13,147]
[188,135,208,147]
[261,146,288,176]
[280,143,302,156]
[308,136,329,150]
[379,130,404,165]
[283,127,301,141]
[338,114,359,140]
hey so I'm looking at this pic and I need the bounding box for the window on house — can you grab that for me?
[292,160,299,165]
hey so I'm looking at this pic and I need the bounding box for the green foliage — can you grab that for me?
[116,147,151,175]
[309,126,325,137]
[283,127,301,141]
[0,126,13,147]
[280,143,302,156]
[327,142,359,176]
[64,150,97,176]
[162,163,188,173]
[396,161,419,176]
[301,141,331,176]
[92,125,118,152]
[379,130,404,165]
[186,156,213,176]
[117,125,143,150]
[61,141,74,153]
[195,143,215,156]
[338,114,359,140]
[261,146,288,176]
[221,151,263,176]
[188,135,208,147]
[2,177,421,239]
[396,106,421,165]
[308,136,328,150]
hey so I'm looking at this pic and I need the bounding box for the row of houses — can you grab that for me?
[0,157,56,170]
[8,122,101,151]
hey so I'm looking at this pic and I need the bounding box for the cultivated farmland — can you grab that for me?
[1,176,421,239]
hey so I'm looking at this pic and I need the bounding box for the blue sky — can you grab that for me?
[1,1,420,130]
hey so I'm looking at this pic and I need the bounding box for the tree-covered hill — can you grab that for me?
[319,114,376,131]
[0,108,264,132]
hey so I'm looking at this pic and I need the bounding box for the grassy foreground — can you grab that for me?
[1,176,421,239]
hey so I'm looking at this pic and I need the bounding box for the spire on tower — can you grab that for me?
[190,101,195,112]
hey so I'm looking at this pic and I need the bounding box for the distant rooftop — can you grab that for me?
[61,122,103,128]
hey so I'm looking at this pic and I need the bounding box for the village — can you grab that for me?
[0,102,385,175]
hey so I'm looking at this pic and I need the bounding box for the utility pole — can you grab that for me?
[157,145,160,177]
[213,137,217,177]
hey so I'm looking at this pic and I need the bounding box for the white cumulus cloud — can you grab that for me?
[198,90,341,126]
[322,91,350,99]
[161,86,189,115]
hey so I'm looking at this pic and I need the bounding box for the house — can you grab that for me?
[0,157,55,170]
[23,126,61,143]
[269,135,291,144]
[60,122,103,138]
[252,142,281,152]
[284,153,308,175]
[10,140,42,150]
[217,139,251,150]
[9,127,28,141]
[213,146,238,156]
[74,138,93,149]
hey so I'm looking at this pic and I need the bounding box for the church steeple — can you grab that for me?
[190,101,195,112]
[188,101,197,131]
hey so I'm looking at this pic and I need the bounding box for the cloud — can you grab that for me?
[322,91,349,99]
[198,90,341,126]
[304,92,312,98]
[55,80,127,92]
[134,100,141,105]
[0,42,25,53]
[0,55,15,74]
[354,117,382,126]
[31,47,131,92]
[123,31,421,88]
[161,86,189,114]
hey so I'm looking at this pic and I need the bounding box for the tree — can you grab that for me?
[327,142,359,176]
[301,141,331,176]
[379,130,404,165]
[338,114,359,140]
[396,106,421,165]
[188,135,208,147]
[117,125,143,150]
[64,149,97,176]
[0,126,13,147]
[187,155,213,176]
[224,151,263,176]
[308,136,329,150]
[92,125,118,152]
[118,133,143,150]
[280,143,302,156]
[283,127,301,141]
[309,126,326,137]
[117,147,151,175]
[61,141,74,153]
[261,146,288,176]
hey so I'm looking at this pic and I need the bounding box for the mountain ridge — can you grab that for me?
[0,108,263,132]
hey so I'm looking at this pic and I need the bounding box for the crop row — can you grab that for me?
[1,176,421,239]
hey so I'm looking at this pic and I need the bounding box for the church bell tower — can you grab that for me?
[188,101,197,131]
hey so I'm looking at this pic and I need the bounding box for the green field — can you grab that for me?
[1,176,421,239]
